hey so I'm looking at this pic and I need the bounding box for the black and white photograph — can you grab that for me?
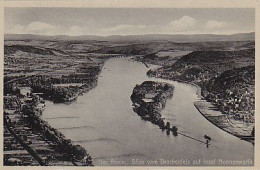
[2,5,256,167]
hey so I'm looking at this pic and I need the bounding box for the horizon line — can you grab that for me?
[4,32,255,37]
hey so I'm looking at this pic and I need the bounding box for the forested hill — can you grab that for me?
[160,49,255,74]
[206,66,255,93]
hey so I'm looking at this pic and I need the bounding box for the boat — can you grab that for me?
[204,135,211,141]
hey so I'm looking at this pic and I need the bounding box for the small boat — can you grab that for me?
[204,135,211,141]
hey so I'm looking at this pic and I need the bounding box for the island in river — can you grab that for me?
[130,81,177,135]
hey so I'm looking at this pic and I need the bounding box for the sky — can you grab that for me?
[4,8,255,36]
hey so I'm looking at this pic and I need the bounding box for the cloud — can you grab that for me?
[9,22,57,35]
[7,22,87,36]
[27,22,56,33]
[168,16,197,32]
[205,20,227,30]
[164,17,229,34]
[101,24,146,35]
[6,19,231,36]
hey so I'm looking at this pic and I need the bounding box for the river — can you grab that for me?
[42,57,254,166]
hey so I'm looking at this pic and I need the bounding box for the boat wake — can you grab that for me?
[57,125,94,130]
[73,137,121,144]
[44,116,79,120]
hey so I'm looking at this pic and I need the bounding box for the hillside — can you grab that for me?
[4,45,54,55]
[5,35,254,58]
[207,66,255,93]
[149,49,255,124]
[95,41,254,55]
[154,49,255,78]
[204,66,255,122]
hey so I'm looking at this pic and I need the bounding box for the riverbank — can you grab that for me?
[171,76,255,144]
[3,54,131,166]
[3,46,114,165]
[168,77,254,144]
[4,93,93,166]
[147,68,254,144]
[194,100,254,144]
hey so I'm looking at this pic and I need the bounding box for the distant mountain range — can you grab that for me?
[5,32,255,42]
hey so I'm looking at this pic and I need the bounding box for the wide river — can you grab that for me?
[42,57,254,166]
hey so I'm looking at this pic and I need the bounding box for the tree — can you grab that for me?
[251,127,255,137]
[164,84,169,91]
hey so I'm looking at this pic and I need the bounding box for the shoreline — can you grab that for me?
[3,56,130,166]
[3,59,108,166]
[4,93,93,166]
[148,74,254,144]
[194,100,254,144]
